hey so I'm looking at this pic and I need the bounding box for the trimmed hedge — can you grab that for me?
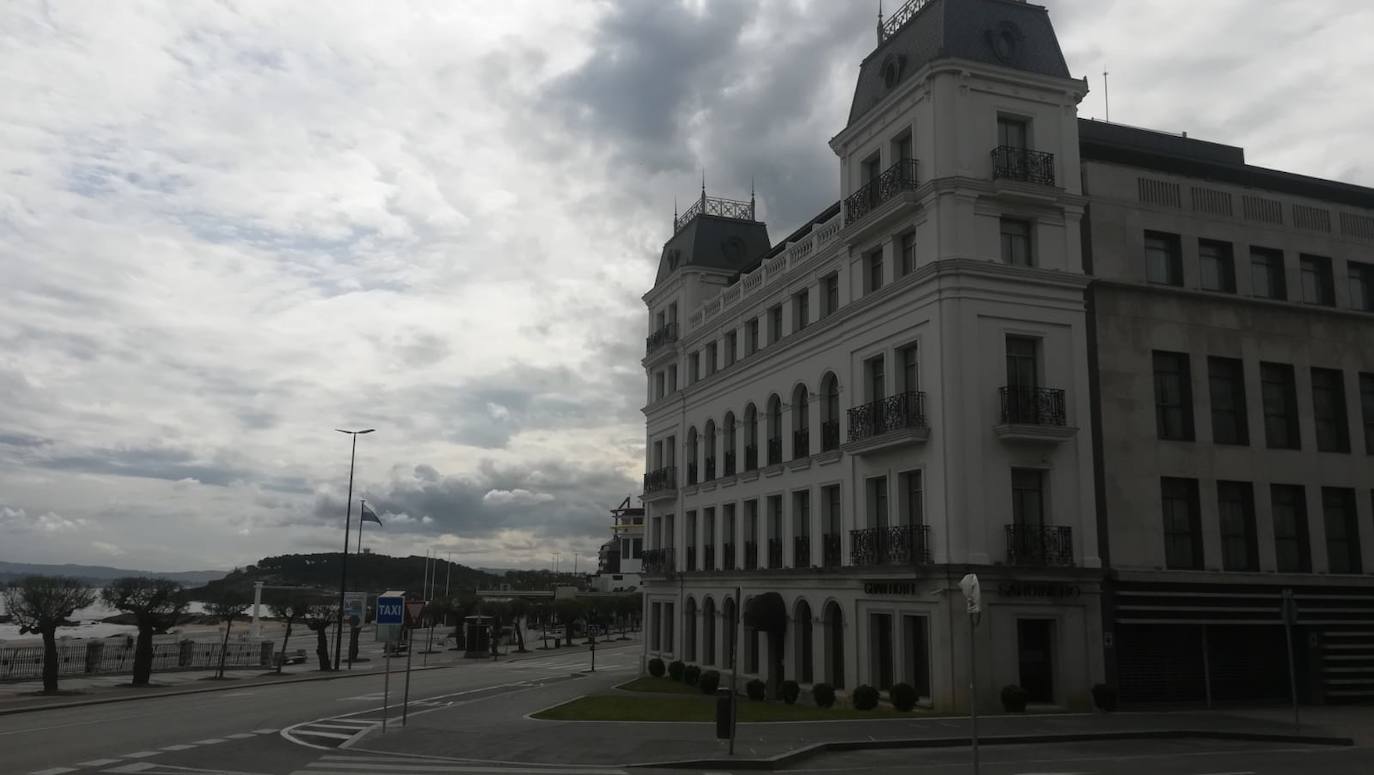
[684,664,702,686]
[1001,684,1028,713]
[700,669,721,694]
[890,682,917,712]
[780,679,800,705]
[812,683,836,708]
[647,657,665,677]
[745,678,766,701]
[668,660,685,681]
[852,684,880,710]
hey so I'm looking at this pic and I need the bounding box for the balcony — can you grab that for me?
[793,535,811,568]
[766,437,782,466]
[845,159,919,226]
[744,541,758,570]
[744,444,758,471]
[686,461,699,486]
[843,391,929,454]
[995,386,1076,443]
[822,534,842,568]
[704,544,715,571]
[723,450,736,477]
[645,322,678,357]
[767,539,783,569]
[704,457,716,482]
[792,428,810,460]
[642,548,676,576]
[991,146,1056,187]
[850,524,932,567]
[642,466,677,502]
[1005,524,1074,567]
[821,420,840,452]
[723,542,735,570]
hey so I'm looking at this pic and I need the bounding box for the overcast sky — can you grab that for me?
[2,0,1370,572]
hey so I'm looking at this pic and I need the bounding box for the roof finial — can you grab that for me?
[876,0,885,45]
[700,169,707,208]
[673,196,679,229]
[750,176,756,219]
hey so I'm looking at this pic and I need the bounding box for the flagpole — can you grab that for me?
[357,498,366,555]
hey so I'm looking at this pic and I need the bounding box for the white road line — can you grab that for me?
[101,765,158,774]
[251,728,279,734]
[75,761,122,768]
[225,732,258,739]
[122,751,162,758]
[299,768,628,775]
[28,767,77,775]
[162,744,196,751]
[307,722,375,730]
[192,738,227,745]
[291,730,356,740]
[1193,772,1258,775]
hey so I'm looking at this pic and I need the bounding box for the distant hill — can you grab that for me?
[0,561,226,586]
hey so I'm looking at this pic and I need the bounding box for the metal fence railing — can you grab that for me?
[0,639,274,681]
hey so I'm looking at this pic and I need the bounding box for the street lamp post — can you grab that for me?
[334,427,374,671]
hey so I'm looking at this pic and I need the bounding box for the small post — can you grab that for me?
[1283,589,1300,733]
[729,585,741,756]
[402,628,415,726]
[382,638,393,733]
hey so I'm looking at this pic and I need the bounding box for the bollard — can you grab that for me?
[715,687,733,739]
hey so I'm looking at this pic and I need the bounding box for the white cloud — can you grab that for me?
[91,541,126,557]
[482,489,557,508]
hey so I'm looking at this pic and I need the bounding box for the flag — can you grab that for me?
[360,502,383,526]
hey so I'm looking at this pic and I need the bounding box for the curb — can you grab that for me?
[0,662,456,717]
[627,729,1356,770]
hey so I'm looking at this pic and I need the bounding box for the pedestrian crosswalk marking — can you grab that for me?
[291,729,355,740]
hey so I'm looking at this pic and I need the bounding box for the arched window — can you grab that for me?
[766,395,782,465]
[795,598,814,684]
[704,420,717,480]
[820,372,840,451]
[723,412,737,475]
[723,597,738,669]
[702,597,717,666]
[791,384,810,459]
[743,404,759,470]
[686,426,699,484]
[824,601,845,688]
[684,597,697,663]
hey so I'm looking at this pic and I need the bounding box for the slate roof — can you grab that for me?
[654,214,772,286]
[848,0,1072,128]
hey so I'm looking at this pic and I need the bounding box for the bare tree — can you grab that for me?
[1,576,96,694]
[301,603,339,671]
[203,586,252,679]
[267,595,309,674]
[101,577,187,686]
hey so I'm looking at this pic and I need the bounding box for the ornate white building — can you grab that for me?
[639,0,1374,712]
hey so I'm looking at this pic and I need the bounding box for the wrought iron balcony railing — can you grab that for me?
[845,159,919,225]
[704,457,716,481]
[723,450,736,477]
[675,194,757,233]
[641,548,675,575]
[821,420,840,451]
[792,428,810,459]
[822,534,842,568]
[991,146,1056,187]
[999,386,1067,426]
[793,535,811,568]
[645,322,679,356]
[744,540,758,570]
[767,538,783,569]
[704,545,715,571]
[643,465,676,494]
[685,546,697,572]
[766,437,782,465]
[850,524,932,566]
[723,542,735,570]
[686,461,698,485]
[1005,524,1074,567]
[847,391,927,443]
[744,444,758,471]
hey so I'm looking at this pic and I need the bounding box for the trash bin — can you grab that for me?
[715,687,733,739]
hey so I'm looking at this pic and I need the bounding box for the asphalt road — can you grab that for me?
[0,641,639,775]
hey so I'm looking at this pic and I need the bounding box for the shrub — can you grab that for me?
[1091,683,1118,712]
[700,670,721,694]
[890,682,917,712]
[812,683,836,708]
[668,660,686,681]
[745,678,767,701]
[647,657,665,678]
[1001,684,1028,713]
[684,664,701,686]
[780,679,800,705]
[852,684,880,710]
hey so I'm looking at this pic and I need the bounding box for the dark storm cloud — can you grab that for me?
[37,444,311,493]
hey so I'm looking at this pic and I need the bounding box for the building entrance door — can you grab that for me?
[1017,618,1055,703]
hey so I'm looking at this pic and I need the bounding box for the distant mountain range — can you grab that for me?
[0,561,227,586]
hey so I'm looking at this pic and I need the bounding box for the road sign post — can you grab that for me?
[375,592,405,733]
[401,600,425,727]
[382,639,392,733]
[960,574,983,775]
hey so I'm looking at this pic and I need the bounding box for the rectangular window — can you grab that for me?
[650,602,661,650]
[1250,247,1286,300]
[1300,255,1335,306]
[899,344,919,393]
[792,490,810,537]
[667,302,677,326]
[704,343,717,376]
[998,116,1028,149]
[655,371,665,399]
[892,131,913,162]
[1153,351,1195,441]
[746,318,760,355]
[1000,218,1033,267]
[793,290,809,331]
[768,305,783,344]
[867,355,886,405]
[767,495,783,568]
[1217,481,1257,572]
[861,153,881,185]
[898,470,923,526]
[667,365,677,393]
[822,273,839,317]
[1161,477,1202,570]
[724,331,737,367]
[1261,362,1300,449]
[1145,231,1183,286]
[868,476,888,529]
[1271,484,1311,573]
[1208,356,1248,445]
[1312,367,1350,453]
[1199,239,1235,293]
[664,435,675,467]
[867,250,884,294]
[688,352,700,383]
[1349,260,1374,311]
[1011,468,1044,528]
[1006,336,1039,388]
[1361,373,1374,455]
[1322,487,1362,574]
[898,231,916,276]
[824,485,842,535]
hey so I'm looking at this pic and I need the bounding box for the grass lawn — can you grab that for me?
[616,676,703,695]
[533,692,921,722]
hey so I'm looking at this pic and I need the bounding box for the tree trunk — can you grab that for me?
[277,621,293,674]
[514,618,526,653]
[41,628,59,694]
[216,617,233,679]
[313,626,331,671]
[132,627,154,686]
